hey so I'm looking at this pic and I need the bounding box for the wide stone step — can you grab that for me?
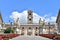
[11,36,52,40]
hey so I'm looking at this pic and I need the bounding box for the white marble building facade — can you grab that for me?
[0,10,57,36]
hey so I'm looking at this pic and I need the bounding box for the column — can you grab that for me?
[24,28,27,35]
[36,28,39,36]
[20,29,21,35]
[32,28,35,36]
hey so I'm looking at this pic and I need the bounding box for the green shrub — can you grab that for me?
[4,27,14,33]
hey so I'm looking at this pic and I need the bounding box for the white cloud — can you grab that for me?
[10,10,56,24]
[10,10,28,23]
[33,12,43,23]
[50,16,56,22]
[45,16,56,23]
[10,12,21,20]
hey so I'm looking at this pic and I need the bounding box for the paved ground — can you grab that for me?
[10,36,52,40]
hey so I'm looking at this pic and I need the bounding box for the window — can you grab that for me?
[36,27,37,29]
[22,27,24,29]
[35,34,38,36]
[29,27,31,29]
[29,19,31,20]
[29,13,31,15]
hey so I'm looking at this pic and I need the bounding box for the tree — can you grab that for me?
[4,27,14,33]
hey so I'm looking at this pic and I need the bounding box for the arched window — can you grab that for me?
[36,27,38,29]
[29,13,31,15]
[29,19,31,21]
[29,27,31,29]
[35,34,38,36]
[22,27,24,29]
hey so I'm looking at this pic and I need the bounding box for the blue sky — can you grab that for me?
[0,0,60,23]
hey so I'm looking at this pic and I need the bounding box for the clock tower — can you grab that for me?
[27,10,33,24]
